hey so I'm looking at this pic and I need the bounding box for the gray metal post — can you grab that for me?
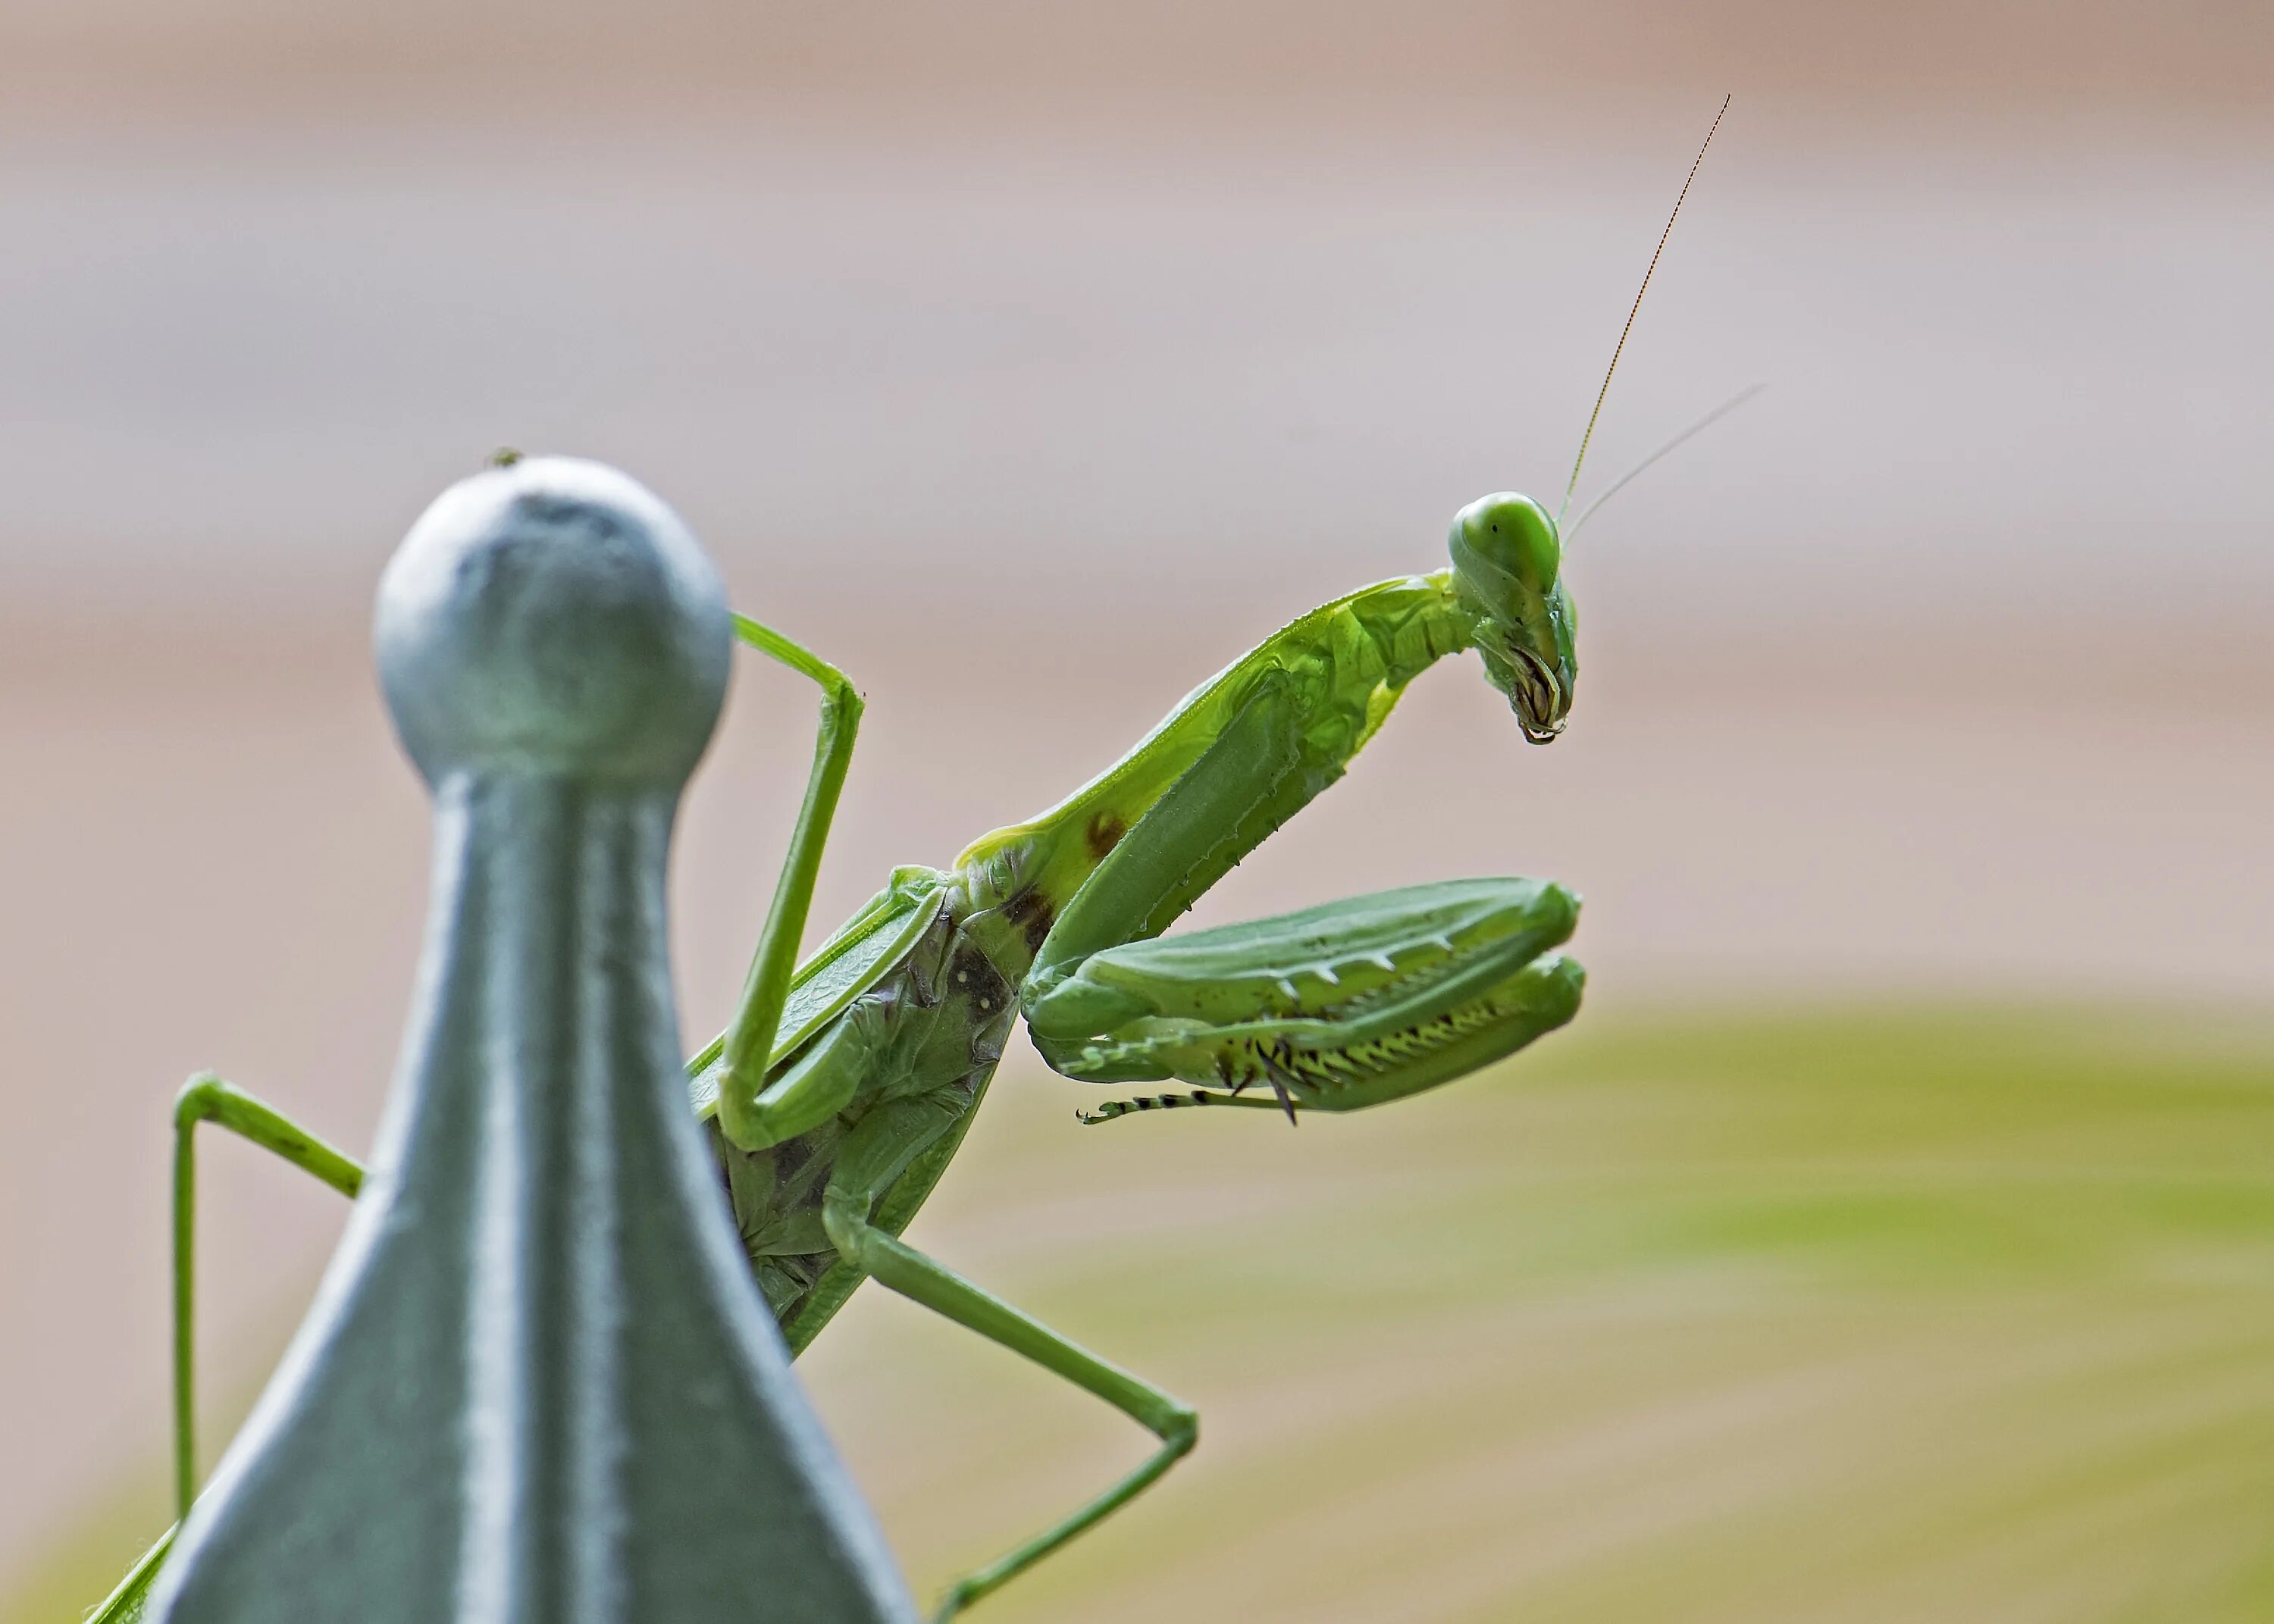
[149,458,919,1624]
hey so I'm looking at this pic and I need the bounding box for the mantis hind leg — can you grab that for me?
[171,1074,363,1517]
[821,1097,1197,1620]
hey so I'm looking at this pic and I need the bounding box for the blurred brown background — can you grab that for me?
[2,2,2269,1616]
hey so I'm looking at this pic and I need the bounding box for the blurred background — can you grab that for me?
[3,3,2270,1619]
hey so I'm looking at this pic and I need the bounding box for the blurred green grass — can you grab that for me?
[12,1003,2273,1622]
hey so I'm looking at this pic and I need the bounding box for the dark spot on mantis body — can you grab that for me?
[948,942,1012,1019]
[1001,887,1055,952]
[1085,809,1127,859]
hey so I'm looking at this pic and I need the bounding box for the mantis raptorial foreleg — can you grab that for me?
[1037,878,1583,1120]
[1004,577,1585,1123]
[816,1096,1196,1624]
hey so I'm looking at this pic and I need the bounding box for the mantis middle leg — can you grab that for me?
[710,613,869,1151]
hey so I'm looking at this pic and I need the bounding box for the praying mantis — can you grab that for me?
[89,102,1734,1624]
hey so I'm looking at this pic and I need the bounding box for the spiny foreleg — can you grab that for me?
[1035,878,1585,1120]
[1075,1090,1293,1124]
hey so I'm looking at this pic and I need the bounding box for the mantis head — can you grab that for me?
[1448,491,1576,744]
[1439,96,1729,746]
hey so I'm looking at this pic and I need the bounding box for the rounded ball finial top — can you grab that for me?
[377,457,732,787]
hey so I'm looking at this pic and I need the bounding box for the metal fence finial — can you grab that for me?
[149,456,918,1624]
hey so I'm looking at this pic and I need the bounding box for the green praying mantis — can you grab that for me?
[90,104,1736,1624]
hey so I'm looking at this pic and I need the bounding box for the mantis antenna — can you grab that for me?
[1565,382,1765,540]
[1558,93,1732,528]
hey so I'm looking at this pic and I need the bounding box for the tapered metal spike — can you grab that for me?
[149,458,918,1624]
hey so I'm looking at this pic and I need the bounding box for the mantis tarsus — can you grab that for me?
[94,102,1735,1624]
